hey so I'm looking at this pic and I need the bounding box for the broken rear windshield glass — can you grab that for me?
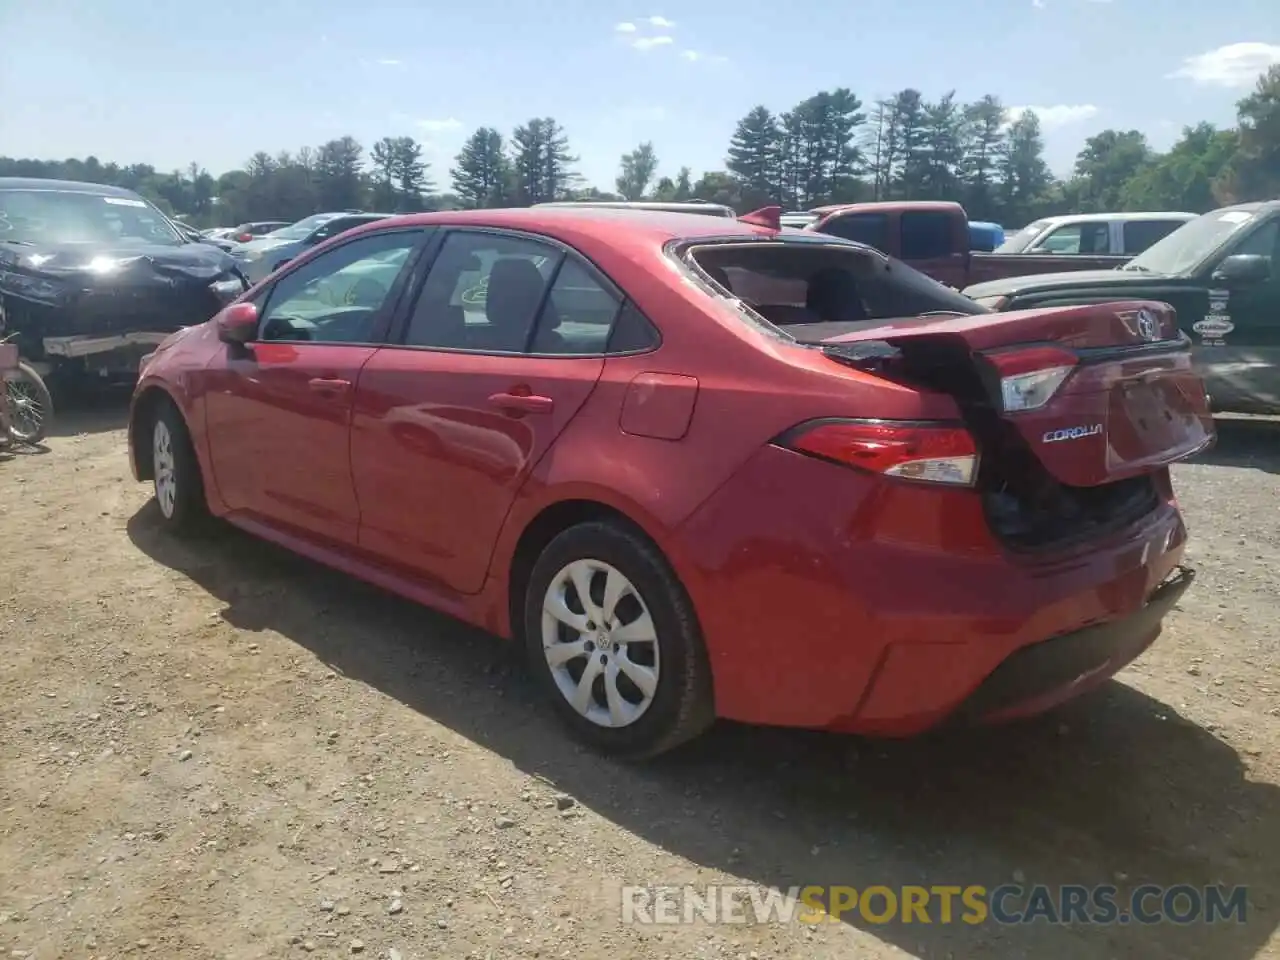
[684,238,988,330]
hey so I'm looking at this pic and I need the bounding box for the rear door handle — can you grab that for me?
[487,391,554,414]
[308,377,351,394]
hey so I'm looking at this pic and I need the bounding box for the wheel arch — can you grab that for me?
[498,490,700,649]
[128,383,182,480]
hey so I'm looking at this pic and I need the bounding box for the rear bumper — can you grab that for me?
[946,564,1193,726]
[675,443,1192,734]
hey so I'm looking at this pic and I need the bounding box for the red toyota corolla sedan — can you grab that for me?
[127,206,1214,758]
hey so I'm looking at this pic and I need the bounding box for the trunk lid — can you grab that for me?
[795,300,1214,487]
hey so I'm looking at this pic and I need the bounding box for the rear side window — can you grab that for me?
[1122,220,1183,255]
[605,302,661,353]
[405,231,559,352]
[529,257,623,355]
[402,230,651,356]
[820,213,890,251]
[900,211,954,259]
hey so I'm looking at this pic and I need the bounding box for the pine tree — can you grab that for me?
[450,128,509,208]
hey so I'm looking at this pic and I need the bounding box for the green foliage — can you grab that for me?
[1,68,1274,229]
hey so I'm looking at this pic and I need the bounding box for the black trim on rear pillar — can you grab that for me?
[950,566,1195,722]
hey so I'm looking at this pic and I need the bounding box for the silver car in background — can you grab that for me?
[233,212,392,283]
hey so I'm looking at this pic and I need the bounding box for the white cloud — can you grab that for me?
[679,49,728,64]
[416,118,463,133]
[614,21,637,32]
[1005,103,1100,129]
[375,58,401,66]
[647,15,675,27]
[1167,42,1280,88]
[632,35,674,50]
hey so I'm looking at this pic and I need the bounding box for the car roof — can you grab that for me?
[534,200,735,216]
[366,206,809,254]
[809,201,963,217]
[0,177,144,198]
[1030,211,1198,224]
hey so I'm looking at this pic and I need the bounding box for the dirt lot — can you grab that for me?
[0,397,1277,960]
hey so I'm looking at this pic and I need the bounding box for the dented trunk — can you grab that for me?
[794,301,1215,549]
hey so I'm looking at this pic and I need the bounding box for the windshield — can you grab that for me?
[993,220,1050,254]
[0,189,183,247]
[264,214,339,241]
[1123,209,1258,275]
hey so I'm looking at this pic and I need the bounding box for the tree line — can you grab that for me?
[1,66,1275,231]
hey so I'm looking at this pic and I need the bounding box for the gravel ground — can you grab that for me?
[0,397,1276,960]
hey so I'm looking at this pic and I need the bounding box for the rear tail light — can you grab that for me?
[982,345,1078,413]
[235,232,253,243]
[778,419,979,486]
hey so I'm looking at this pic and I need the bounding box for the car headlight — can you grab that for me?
[1,271,64,304]
[972,295,1010,310]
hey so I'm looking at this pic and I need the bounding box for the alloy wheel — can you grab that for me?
[540,558,660,728]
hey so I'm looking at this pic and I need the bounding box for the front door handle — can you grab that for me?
[487,391,554,414]
[308,377,351,394]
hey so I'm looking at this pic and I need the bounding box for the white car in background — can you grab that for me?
[994,211,1197,257]
[234,211,392,284]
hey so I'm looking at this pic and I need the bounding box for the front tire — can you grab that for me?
[523,521,714,759]
[151,401,209,534]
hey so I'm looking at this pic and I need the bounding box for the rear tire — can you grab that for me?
[522,521,715,759]
[150,400,209,535]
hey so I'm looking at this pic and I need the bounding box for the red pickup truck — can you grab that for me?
[804,201,1131,287]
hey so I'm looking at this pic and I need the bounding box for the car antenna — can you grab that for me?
[738,205,782,231]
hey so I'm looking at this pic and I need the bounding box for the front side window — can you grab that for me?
[0,188,182,247]
[1229,219,1279,260]
[994,220,1051,254]
[258,230,421,344]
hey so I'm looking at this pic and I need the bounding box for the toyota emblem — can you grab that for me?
[1136,309,1159,341]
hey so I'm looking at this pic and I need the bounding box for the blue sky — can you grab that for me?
[1,0,1277,191]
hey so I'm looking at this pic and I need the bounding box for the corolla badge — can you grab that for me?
[1043,424,1103,443]
[1136,308,1159,341]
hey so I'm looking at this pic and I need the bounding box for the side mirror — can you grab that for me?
[215,302,259,344]
[1212,254,1270,284]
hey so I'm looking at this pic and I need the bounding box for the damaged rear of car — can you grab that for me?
[671,230,1213,734]
[0,178,248,385]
